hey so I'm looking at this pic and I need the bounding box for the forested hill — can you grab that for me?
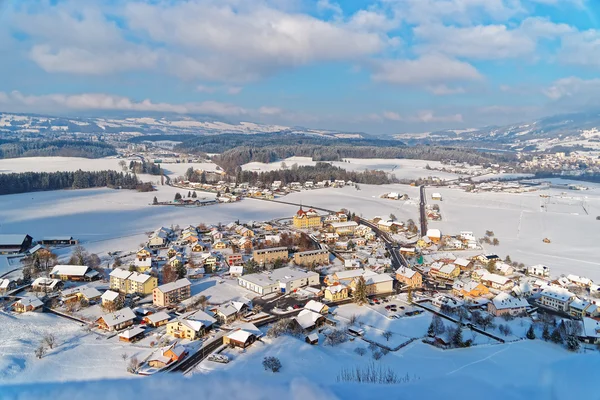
[0,170,151,196]
[0,140,117,159]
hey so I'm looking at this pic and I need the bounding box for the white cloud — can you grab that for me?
[542,76,600,100]
[371,54,482,86]
[427,85,466,95]
[383,111,402,120]
[227,86,243,95]
[196,85,218,93]
[398,0,525,25]
[415,110,463,123]
[317,0,343,17]
[259,106,284,115]
[0,91,248,116]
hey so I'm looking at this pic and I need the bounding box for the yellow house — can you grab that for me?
[452,281,490,298]
[395,267,423,289]
[213,240,228,250]
[430,264,460,280]
[137,247,152,259]
[324,284,348,301]
[128,272,158,295]
[293,207,322,229]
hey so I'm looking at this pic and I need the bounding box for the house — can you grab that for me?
[153,278,192,307]
[293,207,322,229]
[110,268,132,293]
[395,267,423,289]
[330,221,358,236]
[454,258,474,271]
[304,300,329,314]
[488,293,529,316]
[569,298,591,319]
[252,247,288,265]
[527,264,550,277]
[431,294,463,309]
[224,328,258,348]
[148,230,169,248]
[480,272,513,291]
[118,326,145,342]
[567,274,592,288]
[128,272,158,295]
[50,265,99,281]
[359,273,394,295]
[430,264,460,281]
[579,318,600,344]
[293,309,326,332]
[0,278,17,293]
[213,240,229,250]
[495,262,514,276]
[324,284,348,302]
[146,344,187,369]
[187,266,205,279]
[293,249,329,266]
[166,309,217,340]
[13,297,44,313]
[168,255,184,268]
[101,290,121,308]
[238,266,319,295]
[61,285,102,304]
[96,307,137,331]
[229,265,244,277]
[226,253,244,267]
[143,311,171,327]
[214,303,239,324]
[426,229,442,243]
[345,259,361,269]
[0,234,33,254]
[452,280,489,299]
[431,193,442,201]
[539,288,576,312]
[31,277,63,293]
[39,236,78,246]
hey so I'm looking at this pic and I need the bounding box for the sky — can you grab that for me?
[1,0,600,134]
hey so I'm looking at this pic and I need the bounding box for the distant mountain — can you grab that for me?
[394,111,600,151]
[0,112,366,139]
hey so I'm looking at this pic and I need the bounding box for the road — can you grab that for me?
[172,333,226,373]
[419,185,428,237]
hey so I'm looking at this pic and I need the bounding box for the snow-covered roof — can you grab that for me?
[32,277,60,288]
[110,268,132,279]
[118,326,145,339]
[569,298,590,311]
[294,309,323,329]
[100,307,136,327]
[426,229,441,238]
[363,273,393,285]
[491,293,529,310]
[216,303,238,317]
[155,278,191,293]
[226,329,255,343]
[17,297,44,308]
[326,284,346,294]
[540,287,575,302]
[101,290,120,302]
[51,265,90,277]
[480,272,511,285]
[229,266,244,274]
[145,311,171,324]
[0,234,29,246]
[437,264,458,274]
[304,300,326,313]
[454,258,471,267]
[62,285,101,299]
[128,272,153,284]
[330,221,358,229]
[582,317,600,338]
[395,266,418,279]
[567,274,592,286]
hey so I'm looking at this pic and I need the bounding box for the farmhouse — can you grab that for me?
[143,311,171,327]
[118,326,145,343]
[0,234,33,254]
[50,265,99,281]
[224,327,259,348]
[101,290,120,308]
[39,236,78,246]
[153,278,192,307]
[293,249,329,266]
[61,285,101,304]
[293,309,326,332]
[452,280,490,299]
[146,345,187,369]
[527,264,550,277]
[480,272,513,291]
[426,229,442,243]
[238,266,319,295]
[13,297,44,313]
[395,267,422,289]
[567,274,592,288]
[96,307,136,331]
[252,247,288,265]
[31,277,63,292]
[569,298,591,319]
[579,318,600,344]
[454,258,474,271]
[214,303,239,324]
[430,264,460,281]
[488,293,529,317]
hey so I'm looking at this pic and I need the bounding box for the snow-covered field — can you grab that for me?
[242,157,466,181]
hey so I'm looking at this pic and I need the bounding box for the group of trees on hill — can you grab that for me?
[0,140,117,159]
[0,170,149,195]
[235,162,395,185]
[128,160,162,175]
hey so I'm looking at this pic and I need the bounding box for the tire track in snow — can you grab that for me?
[445,343,512,376]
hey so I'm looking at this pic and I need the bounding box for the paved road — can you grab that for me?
[172,333,226,373]
[419,185,428,237]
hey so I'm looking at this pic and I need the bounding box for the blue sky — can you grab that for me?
[1,0,600,134]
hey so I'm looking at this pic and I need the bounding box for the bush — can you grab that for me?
[372,351,383,360]
[324,329,348,346]
[354,347,367,356]
[262,356,282,373]
[337,363,417,384]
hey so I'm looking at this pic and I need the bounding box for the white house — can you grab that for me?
[238,267,319,295]
[527,264,550,277]
[539,288,576,312]
[488,293,529,316]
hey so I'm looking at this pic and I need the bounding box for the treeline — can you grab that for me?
[0,170,149,196]
[129,160,161,175]
[0,140,117,159]
[214,144,505,174]
[235,162,394,185]
[533,171,600,184]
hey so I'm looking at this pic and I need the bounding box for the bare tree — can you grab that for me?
[127,357,141,374]
[354,347,367,356]
[35,344,47,359]
[43,333,57,349]
[121,353,128,362]
[382,331,393,342]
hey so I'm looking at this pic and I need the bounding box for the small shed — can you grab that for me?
[119,326,145,342]
[305,333,319,345]
[224,329,257,348]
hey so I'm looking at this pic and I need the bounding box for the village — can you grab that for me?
[2,190,600,377]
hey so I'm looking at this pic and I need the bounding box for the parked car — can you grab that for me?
[385,305,392,310]
[293,304,302,309]
[208,354,230,364]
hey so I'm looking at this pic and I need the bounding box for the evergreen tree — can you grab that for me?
[192,191,197,198]
[153,196,158,205]
[526,325,536,340]
[353,276,368,305]
[566,336,580,352]
[187,191,191,198]
[174,193,182,201]
[551,328,563,344]
[427,321,435,337]
[451,325,463,347]
[542,325,551,341]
